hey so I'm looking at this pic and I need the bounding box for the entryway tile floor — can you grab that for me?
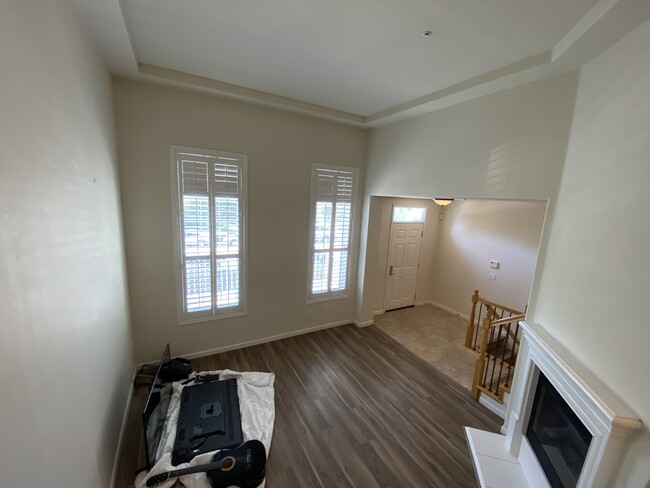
[373,304,478,389]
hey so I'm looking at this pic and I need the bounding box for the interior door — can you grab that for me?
[384,222,423,311]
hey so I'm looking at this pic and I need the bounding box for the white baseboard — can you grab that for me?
[182,319,354,360]
[378,301,440,309]
[110,367,137,488]
[430,301,470,321]
[478,392,507,419]
[353,319,374,327]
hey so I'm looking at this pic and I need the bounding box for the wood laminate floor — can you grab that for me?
[115,324,500,487]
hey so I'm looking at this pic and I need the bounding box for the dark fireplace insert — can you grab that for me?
[526,373,593,488]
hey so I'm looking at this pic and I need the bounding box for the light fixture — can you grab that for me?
[433,198,454,206]
[422,30,433,37]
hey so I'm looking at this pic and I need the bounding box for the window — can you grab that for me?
[393,206,426,223]
[308,164,358,302]
[171,145,246,324]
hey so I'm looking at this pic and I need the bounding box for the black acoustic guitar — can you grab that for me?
[145,439,266,487]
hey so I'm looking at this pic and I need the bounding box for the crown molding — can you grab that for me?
[138,63,366,126]
[119,0,650,128]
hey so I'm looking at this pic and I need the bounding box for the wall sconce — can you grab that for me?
[433,198,454,206]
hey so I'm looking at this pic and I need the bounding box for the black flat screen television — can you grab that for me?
[142,343,173,470]
[172,378,243,466]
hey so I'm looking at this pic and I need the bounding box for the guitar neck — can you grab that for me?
[166,459,225,478]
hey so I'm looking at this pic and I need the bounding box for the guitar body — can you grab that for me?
[145,440,266,488]
[208,440,266,488]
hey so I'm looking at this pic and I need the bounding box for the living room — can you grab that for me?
[1,1,649,487]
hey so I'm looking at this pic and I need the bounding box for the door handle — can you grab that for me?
[389,265,393,276]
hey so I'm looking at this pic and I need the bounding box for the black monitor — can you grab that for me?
[142,344,173,469]
[172,378,243,465]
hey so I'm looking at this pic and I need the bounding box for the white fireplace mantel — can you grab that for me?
[465,320,642,488]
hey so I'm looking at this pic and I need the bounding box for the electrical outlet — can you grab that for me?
[489,273,496,280]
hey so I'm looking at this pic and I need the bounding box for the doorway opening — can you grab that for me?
[384,205,426,311]
[368,196,547,390]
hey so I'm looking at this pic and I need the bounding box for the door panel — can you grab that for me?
[385,222,423,311]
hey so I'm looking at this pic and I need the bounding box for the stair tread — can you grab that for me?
[482,353,517,367]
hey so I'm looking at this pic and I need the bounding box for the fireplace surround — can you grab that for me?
[465,320,642,487]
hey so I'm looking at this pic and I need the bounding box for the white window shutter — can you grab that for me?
[181,159,209,194]
[309,165,358,301]
[172,146,247,324]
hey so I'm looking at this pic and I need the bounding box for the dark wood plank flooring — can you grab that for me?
[115,324,500,487]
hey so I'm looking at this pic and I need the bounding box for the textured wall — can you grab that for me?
[0,1,133,486]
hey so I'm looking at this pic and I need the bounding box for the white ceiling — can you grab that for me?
[71,0,650,126]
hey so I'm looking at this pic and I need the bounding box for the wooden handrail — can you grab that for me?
[488,313,526,328]
[475,298,523,317]
[465,291,525,403]
[485,314,525,347]
[465,290,525,350]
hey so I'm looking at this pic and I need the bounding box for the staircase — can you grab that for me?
[465,290,525,404]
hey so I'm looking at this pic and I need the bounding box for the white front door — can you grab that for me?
[384,222,423,311]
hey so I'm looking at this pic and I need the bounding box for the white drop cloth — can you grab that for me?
[134,370,275,488]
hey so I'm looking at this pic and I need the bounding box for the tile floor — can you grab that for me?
[373,303,478,389]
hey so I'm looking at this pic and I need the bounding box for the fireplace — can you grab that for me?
[465,321,642,488]
[526,373,592,488]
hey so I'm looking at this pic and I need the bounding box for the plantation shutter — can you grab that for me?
[181,160,209,194]
[174,147,246,322]
[180,156,212,313]
[212,158,242,310]
[310,165,357,298]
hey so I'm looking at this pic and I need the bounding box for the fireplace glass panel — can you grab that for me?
[526,373,593,488]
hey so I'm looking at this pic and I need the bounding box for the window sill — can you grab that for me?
[178,309,247,327]
[307,292,351,305]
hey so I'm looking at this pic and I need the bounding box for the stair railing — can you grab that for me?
[470,310,526,402]
[465,289,524,351]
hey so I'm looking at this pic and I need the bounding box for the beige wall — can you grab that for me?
[366,198,546,320]
[357,72,579,323]
[528,18,650,487]
[431,199,546,316]
[365,197,440,314]
[114,80,367,363]
[0,1,133,486]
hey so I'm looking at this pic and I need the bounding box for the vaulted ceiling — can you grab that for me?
[71,0,650,126]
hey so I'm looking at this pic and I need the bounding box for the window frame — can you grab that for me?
[170,144,248,326]
[307,163,359,304]
[392,205,427,223]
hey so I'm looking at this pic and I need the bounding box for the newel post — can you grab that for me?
[471,306,494,399]
[465,289,480,348]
